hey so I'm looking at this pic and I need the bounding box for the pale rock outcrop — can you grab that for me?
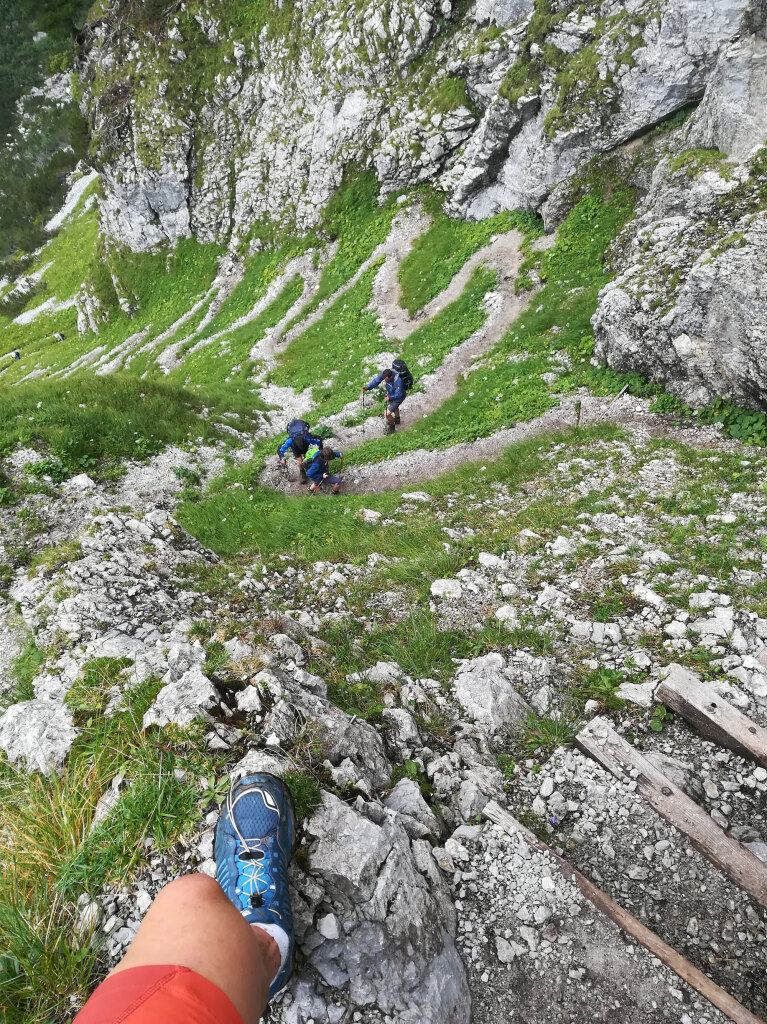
[451,652,532,736]
[79,0,751,255]
[593,15,767,410]
[299,792,470,1024]
[0,699,78,775]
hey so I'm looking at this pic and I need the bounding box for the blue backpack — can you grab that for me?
[287,419,311,456]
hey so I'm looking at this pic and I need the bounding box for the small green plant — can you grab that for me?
[204,640,228,675]
[391,759,433,798]
[199,774,230,808]
[174,466,202,488]
[64,658,131,717]
[9,633,44,704]
[521,713,576,755]
[497,753,517,779]
[189,620,213,641]
[649,705,673,733]
[577,666,626,710]
[283,769,322,821]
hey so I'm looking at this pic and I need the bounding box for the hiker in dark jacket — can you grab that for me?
[305,446,343,495]
[361,368,405,434]
[278,430,323,482]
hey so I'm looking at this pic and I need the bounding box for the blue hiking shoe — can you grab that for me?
[214,773,296,1001]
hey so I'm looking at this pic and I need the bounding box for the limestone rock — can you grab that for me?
[451,653,532,736]
[0,699,77,775]
[305,793,470,1023]
[142,666,219,729]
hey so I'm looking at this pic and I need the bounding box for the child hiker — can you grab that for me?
[304,445,343,495]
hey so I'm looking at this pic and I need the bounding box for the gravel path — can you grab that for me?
[263,393,725,495]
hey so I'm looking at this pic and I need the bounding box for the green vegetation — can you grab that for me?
[575,666,626,710]
[522,713,576,755]
[497,4,660,138]
[668,148,732,179]
[8,633,44,704]
[283,769,323,821]
[429,76,474,115]
[170,274,304,387]
[649,394,767,448]
[0,375,264,488]
[278,170,401,336]
[0,0,91,268]
[346,176,636,466]
[0,679,214,1022]
[64,658,132,716]
[397,194,541,315]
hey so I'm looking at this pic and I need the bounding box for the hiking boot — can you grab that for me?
[384,423,395,435]
[215,774,296,1001]
[394,412,401,425]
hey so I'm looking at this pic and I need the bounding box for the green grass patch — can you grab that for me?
[398,195,541,315]
[64,657,131,717]
[171,273,304,387]
[668,148,732,179]
[270,263,386,416]
[0,374,264,483]
[8,633,44,704]
[0,676,217,1022]
[280,170,400,334]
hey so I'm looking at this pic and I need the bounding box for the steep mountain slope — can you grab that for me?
[1,3,767,1024]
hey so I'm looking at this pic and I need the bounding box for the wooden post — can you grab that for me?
[483,800,765,1024]
[576,717,767,907]
[658,664,767,769]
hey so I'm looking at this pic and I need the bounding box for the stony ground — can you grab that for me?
[2,414,766,1023]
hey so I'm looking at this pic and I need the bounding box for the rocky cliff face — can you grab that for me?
[80,0,753,250]
[593,8,767,410]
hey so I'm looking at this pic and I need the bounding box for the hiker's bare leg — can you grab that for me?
[110,874,278,1024]
[297,455,306,481]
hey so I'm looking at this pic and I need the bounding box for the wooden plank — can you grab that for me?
[576,716,767,908]
[658,663,767,769]
[483,800,766,1024]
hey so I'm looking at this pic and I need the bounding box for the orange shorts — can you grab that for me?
[73,965,244,1024]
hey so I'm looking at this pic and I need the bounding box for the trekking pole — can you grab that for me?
[362,390,366,434]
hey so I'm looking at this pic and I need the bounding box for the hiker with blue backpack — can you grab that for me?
[361,358,413,434]
[278,420,323,482]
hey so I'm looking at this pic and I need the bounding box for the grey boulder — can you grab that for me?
[0,699,77,775]
[304,793,470,1024]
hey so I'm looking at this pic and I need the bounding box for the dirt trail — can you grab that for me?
[262,392,725,496]
[275,202,430,350]
[321,229,528,450]
[256,210,723,501]
[374,226,523,341]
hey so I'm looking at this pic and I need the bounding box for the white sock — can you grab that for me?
[251,922,290,976]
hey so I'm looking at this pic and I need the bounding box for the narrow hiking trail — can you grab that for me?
[254,211,730,499]
[261,392,726,496]
[249,208,542,490]
[329,228,527,447]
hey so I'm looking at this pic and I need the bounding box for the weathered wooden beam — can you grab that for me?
[576,716,767,907]
[483,800,765,1024]
[658,663,767,769]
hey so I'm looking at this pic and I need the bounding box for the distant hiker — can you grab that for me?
[278,419,322,482]
[305,445,343,495]
[11,350,19,360]
[361,358,413,434]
